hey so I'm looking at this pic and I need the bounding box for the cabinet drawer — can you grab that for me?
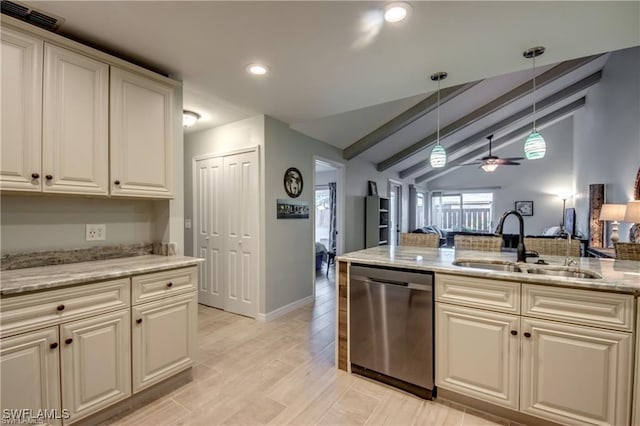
[522,284,634,332]
[132,267,196,305]
[436,273,520,314]
[0,278,130,338]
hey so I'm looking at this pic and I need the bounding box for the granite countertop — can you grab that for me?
[0,255,204,296]
[338,246,640,294]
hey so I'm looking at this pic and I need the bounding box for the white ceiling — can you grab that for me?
[29,1,640,141]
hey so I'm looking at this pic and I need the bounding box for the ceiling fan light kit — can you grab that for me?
[429,71,448,168]
[523,46,547,160]
[461,134,524,172]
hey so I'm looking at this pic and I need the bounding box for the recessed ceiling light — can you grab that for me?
[183,110,201,128]
[384,2,411,23]
[247,63,269,75]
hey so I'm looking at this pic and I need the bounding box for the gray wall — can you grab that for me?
[315,170,337,186]
[574,46,640,242]
[426,116,575,235]
[1,195,161,253]
[264,116,343,313]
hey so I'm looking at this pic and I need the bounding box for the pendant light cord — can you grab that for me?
[532,54,537,131]
[436,78,441,146]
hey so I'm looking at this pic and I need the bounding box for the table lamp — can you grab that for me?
[599,204,627,246]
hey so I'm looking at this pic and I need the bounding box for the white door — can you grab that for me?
[436,303,520,410]
[42,43,109,195]
[60,310,131,423]
[194,150,259,318]
[195,156,224,309]
[0,27,42,192]
[110,67,173,198]
[520,317,632,426]
[0,327,61,426]
[132,293,197,393]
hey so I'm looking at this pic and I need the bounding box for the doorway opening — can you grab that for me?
[389,180,402,245]
[313,157,345,297]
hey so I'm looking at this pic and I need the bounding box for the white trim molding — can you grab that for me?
[257,295,313,322]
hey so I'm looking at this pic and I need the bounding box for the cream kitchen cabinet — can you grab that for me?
[520,317,632,426]
[0,327,62,426]
[0,26,43,192]
[60,310,131,423]
[42,43,109,195]
[435,273,634,426]
[110,67,174,199]
[436,303,520,410]
[132,286,197,393]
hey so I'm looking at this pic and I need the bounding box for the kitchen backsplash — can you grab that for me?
[1,242,176,270]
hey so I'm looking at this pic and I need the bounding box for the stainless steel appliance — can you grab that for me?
[349,264,434,399]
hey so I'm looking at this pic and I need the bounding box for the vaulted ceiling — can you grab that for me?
[26,1,640,183]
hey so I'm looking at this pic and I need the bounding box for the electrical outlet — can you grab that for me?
[86,224,106,241]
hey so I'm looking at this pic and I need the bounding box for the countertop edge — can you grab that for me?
[1,256,205,296]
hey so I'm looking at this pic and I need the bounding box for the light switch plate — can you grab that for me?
[86,224,106,241]
[185,219,192,229]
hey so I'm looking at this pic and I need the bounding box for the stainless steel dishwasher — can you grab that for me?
[349,264,434,399]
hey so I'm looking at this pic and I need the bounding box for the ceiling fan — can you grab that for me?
[461,135,524,172]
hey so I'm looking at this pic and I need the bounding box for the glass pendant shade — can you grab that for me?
[430,144,447,168]
[481,162,499,173]
[524,131,546,160]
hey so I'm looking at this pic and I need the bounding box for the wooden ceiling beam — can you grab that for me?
[342,81,480,160]
[376,54,603,172]
[399,70,602,178]
[414,97,587,184]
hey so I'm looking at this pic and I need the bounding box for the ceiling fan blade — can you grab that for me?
[500,157,525,161]
[459,162,482,166]
[497,160,521,166]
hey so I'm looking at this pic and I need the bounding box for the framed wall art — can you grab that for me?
[515,200,534,216]
[284,167,303,198]
[277,199,309,219]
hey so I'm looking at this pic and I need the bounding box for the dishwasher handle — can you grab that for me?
[353,276,432,292]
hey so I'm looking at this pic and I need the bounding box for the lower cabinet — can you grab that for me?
[520,317,632,426]
[436,303,519,410]
[435,275,634,426]
[60,310,131,423]
[132,292,197,393]
[0,327,62,426]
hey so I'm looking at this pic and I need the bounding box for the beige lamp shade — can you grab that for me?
[599,204,627,221]
[624,200,640,223]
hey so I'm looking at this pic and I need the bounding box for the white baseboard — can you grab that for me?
[257,295,313,322]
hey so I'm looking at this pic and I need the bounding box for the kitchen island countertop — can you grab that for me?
[338,246,640,294]
[0,255,204,296]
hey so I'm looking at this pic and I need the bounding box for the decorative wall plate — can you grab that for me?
[284,167,303,198]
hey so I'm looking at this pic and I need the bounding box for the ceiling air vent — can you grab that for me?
[1,0,64,31]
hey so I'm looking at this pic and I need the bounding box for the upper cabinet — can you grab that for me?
[0,19,177,199]
[0,27,43,192]
[43,44,109,195]
[110,68,174,198]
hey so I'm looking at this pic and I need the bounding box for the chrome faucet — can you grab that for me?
[564,233,578,266]
[495,210,527,263]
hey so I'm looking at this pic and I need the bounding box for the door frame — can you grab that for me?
[192,146,260,315]
[312,156,345,295]
[388,179,403,245]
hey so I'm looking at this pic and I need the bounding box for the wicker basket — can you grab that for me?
[400,233,440,248]
[454,235,503,252]
[524,237,580,257]
[614,242,640,260]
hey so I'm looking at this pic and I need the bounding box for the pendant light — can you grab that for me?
[429,72,448,168]
[523,46,546,160]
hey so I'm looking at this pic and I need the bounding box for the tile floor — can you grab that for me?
[106,267,510,425]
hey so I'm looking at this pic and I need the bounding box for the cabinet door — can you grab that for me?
[110,67,174,198]
[436,302,519,410]
[132,292,196,393]
[60,310,131,423]
[1,327,62,426]
[521,317,632,426]
[0,27,42,192]
[42,44,109,195]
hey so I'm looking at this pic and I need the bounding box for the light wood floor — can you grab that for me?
[107,267,513,426]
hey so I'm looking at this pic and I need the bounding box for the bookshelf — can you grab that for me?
[365,195,390,248]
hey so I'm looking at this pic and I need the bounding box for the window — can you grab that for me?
[431,191,494,233]
[315,188,330,245]
[416,192,425,228]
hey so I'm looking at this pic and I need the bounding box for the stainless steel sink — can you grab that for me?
[523,267,603,279]
[452,260,521,272]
